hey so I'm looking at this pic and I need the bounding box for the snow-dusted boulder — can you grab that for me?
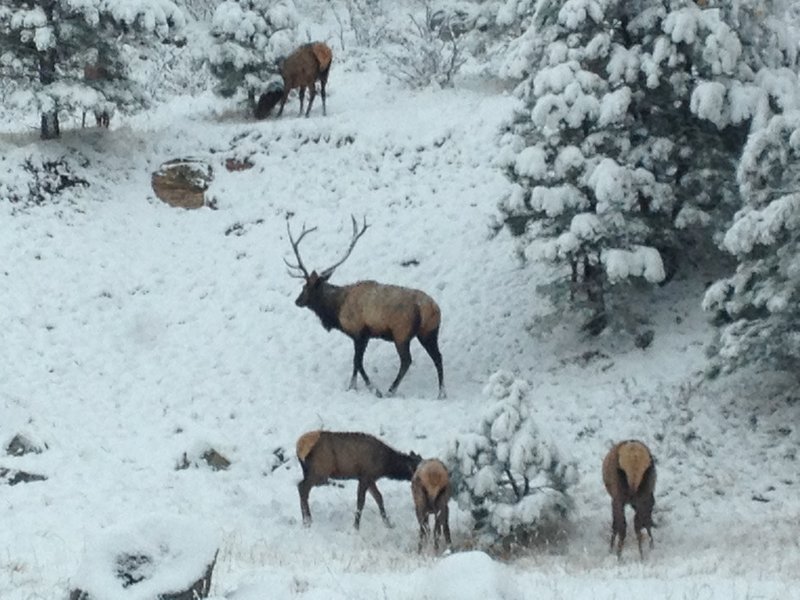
[69,514,219,600]
[5,432,47,456]
[151,158,213,209]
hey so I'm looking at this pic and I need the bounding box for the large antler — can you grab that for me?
[319,215,369,279]
[284,220,318,279]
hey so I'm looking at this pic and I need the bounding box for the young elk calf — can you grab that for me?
[286,216,446,399]
[602,440,656,559]
[296,430,421,529]
[411,459,452,553]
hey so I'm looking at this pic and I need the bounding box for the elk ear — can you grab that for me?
[319,271,333,283]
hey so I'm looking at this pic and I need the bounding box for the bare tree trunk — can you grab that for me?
[583,254,607,335]
[40,109,60,140]
[38,3,60,139]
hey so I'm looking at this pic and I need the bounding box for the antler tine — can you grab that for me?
[284,220,318,279]
[320,215,369,278]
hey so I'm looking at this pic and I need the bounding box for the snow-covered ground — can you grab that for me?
[2,45,799,600]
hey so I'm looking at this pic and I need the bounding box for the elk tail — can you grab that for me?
[296,430,322,463]
[311,43,332,72]
[618,441,651,493]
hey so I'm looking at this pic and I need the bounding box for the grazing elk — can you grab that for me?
[602,440,656,559]
[296,430,421,528]
[276,42,332,118]
[411,458,452,553]
[286,216,446,399]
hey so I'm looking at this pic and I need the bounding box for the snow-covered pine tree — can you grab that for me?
[0,0,184,139]
[498,0,795,333]
[207,0,298,106]
[417,0,540,82]
[703,111,800,374]
[445,370,577,550]
[700,2,800,375]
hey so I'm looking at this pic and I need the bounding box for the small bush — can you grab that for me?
[445,370,577,552]
[0,154,89,211]
[382,1,467,88]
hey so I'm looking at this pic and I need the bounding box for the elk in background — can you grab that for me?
[286,216,446,399]
[296,430,421,528]
[602,440,657,559]
[256,42,332,118]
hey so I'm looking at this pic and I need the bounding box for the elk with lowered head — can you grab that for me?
[296,430,421,528]
[286,216,446,398]
[602,439,656,559]
[411,458,452,553]
[257,42,332,118]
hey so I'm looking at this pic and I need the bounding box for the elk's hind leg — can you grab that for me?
[419,328,445,398]
[437,504,452,550]
[633,495,655,559]
[416,509,430,553]
[319,69,329,116]
[297,478,314,526]
[611,498,627,558]
[305,85,317,117]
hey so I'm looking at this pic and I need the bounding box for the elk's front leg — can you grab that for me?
[354,479,368,529]
[351,336,382,397]
[387,339,412,396]
[368,481,392,527]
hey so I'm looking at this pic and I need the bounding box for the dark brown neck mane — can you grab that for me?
[309,282,348,333]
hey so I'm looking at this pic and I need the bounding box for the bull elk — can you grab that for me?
[286,216,446,399]
[602,439,657,559]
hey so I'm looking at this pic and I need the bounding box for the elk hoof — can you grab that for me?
[374,388,384,398]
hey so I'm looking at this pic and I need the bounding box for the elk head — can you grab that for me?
[285,215,369,307]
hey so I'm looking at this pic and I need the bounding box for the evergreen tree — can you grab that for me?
[0,0,184,139]
[498,0,795,332]
[207,0,298,105]
[703,111,800,373]
[445,371,577,550]
[700,0,800,375]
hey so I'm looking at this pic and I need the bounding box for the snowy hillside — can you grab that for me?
[2,19,800,600]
